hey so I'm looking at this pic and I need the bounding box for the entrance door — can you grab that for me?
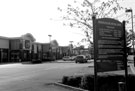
[2,49,8,63]
[23,50,30,62]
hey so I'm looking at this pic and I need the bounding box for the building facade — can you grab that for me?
[0,37,9,63]
[0,34,75,64]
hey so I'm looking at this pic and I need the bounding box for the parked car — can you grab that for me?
[127,55,134,63]
[85,55,91,60]
[62,56,71,61]
[75,55,87,63]
[70,56,77,61]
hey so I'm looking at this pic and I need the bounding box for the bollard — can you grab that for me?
[118,82,125,91]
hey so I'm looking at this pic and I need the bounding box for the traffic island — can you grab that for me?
[53,82,88,91]
[59,73,135,91]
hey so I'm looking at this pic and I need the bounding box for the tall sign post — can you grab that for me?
[93,15,98,91]
[93,17,127,91]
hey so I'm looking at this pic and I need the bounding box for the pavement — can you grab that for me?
[1,60,135,91]
[18,83,78,91]
[27,60,91,91]
[0,60,92,91]
[5,60,135,91]
[40,83,88,91]
[46,60,91,91]
[42,61,135,91]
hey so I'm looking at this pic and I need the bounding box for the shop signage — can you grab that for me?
[25,40,30,49]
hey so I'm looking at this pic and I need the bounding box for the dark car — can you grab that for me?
[75,55,87,63]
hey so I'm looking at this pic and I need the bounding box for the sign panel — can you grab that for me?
[94,18,125,72]
[25,40,30,49]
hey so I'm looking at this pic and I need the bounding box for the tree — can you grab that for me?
[58,0,124,45]
[21,33,36,42]
[50,40,59,48]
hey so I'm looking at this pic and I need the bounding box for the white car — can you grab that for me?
[70,56,76,61]
[62,56,71,61]
[127,55,134,63]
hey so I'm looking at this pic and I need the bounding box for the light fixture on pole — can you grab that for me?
[69,41,73,56]
[48,34,52,52]
[48,35,52,43]
[69,41,73,45]
[125,8,135,66]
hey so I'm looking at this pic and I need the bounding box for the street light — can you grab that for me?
[48,35,52,43]
[48,35,52,58]
[125,8,135,66]
[69,41,73,56]
[69,41,73,45]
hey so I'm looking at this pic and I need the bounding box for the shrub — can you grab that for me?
[127,74,135,91]
[62,73,135,91]
[62,76,69,84]
[97,73,124,91]
[80,74,94,91]
[62,75,82,87]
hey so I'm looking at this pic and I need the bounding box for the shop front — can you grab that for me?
[0,37,9,64]
[31,43,42,63]
[10,50,20,62]
[21,50,30,62]
[10,39,22,63]
[21,39,31,62]
[0,49,9,63]
[10,37,32,62]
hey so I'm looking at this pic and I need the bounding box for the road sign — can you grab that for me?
[93,16,127,91]
[94,18,126,72]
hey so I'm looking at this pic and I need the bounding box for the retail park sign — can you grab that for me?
[93,18,126,72]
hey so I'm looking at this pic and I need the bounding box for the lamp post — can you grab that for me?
[126,8,135,66]
[48,35,52,43]
[69,41,73,56]
[48,35,52,49]
[48,35,52,60]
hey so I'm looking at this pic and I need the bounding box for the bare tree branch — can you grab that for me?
[58,0,125,47]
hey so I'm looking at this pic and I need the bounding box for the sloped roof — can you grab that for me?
[0,36,22,40]
[50,40,59,48]
[21,33,36,42]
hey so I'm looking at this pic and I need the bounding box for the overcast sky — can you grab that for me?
[0,0,134,46]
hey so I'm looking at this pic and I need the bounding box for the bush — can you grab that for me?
[80,74,94,91]
[97,73,124,91]
[62,73,135,91]
[127,74,135,91]
[62,75,82,87]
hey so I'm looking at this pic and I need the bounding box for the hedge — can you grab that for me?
[62,73,135,91]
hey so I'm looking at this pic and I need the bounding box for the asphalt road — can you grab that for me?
[0,61,93,91]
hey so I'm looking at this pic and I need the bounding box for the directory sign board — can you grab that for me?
[94,18,125,72]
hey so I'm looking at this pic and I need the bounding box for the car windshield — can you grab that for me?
[64,56,69,58]
[77,56,83,59]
